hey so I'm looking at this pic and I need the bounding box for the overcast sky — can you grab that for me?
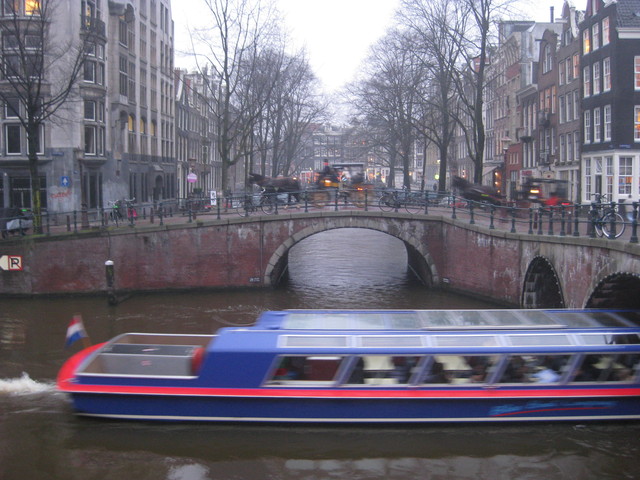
[172,0,565,94]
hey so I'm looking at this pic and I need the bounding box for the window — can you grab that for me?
[119,55,128,96]
[574,133,580,162]
[592,23,600,50]
[567,132,574,162]
[497,355,571,383]
[602,17,610,46]
[84,100,96,120]
[573,354,638,382]
[566,92,573,122]
[635,57,640,90]
[24,0,40,15]
[84,125,96,154]
[4,97,19,118]
[2,0,19,15]
[603,57,611,91]
[5,124,21,154]
[604,105,612,141]
[633,57,640,90]
[566,57,573,82]
[543,44,553,74]
[593,62,601,95]
[422,355,499,385]
[585,158,592,199]
[573,90,580,119]
[594,107,601,143]
[573,53,580,79]
[584,110,591,144]
[559,94,565,123]
[559,59,566,85]
[619,157,633,195]
[267,355,345,384]
[583,66,591,97]
[83,60,96,83]
[635,106,640,142]
[559,134,565,162]
[583,29,590,55]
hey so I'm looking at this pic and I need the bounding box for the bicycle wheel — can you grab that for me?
[405,196,425,214]
[260,195,276,215]
[378,194,395,212]
[236,200,254,217]
[601,212,625,238]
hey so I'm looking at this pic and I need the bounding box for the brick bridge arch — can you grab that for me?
[263,216,440,287]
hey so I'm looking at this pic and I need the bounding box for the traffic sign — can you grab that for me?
[60,176,70,187]
[0,255,23,271]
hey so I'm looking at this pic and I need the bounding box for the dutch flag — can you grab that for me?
[65,314,87,348]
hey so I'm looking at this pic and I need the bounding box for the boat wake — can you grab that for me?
[0,372,55,395]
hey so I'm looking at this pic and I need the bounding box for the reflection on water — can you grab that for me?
[0,228,638,479]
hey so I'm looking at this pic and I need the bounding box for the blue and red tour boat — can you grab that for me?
[57,308,640,423]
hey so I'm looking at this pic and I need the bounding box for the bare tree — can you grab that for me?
[401,0,467,192]
[190,0,277,193]
[0,0,98,231]
[349,31,422,189]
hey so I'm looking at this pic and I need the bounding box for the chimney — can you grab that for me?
[550,6,555,23]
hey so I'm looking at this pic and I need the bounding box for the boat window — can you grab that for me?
[496,355,572,383]
[421,355,500,384]
[507,334,572,346]
[282,335,349,348]
[359,336,424,348]
[572,354,639,382]
[344,356,421,385]
[434,335,499,347]
[267,355,345,384]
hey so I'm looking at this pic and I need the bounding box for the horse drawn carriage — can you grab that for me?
[306,163,373,208]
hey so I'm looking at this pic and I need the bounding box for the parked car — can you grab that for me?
[0,207,33,238]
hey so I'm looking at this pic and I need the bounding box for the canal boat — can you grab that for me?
[57,309,640,423]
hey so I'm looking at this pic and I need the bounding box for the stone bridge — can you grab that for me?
[1,210,639,308]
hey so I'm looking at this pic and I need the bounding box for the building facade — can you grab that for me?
[580,0,640,203]
[0,0,176,215]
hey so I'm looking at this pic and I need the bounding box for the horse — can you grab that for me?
[451,176,502,206]
[248,173,301,204]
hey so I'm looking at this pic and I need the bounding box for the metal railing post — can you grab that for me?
[608,201,617,238]
[451,195,457,219]
[589,202,598,238]
[537,207,544,235]
[631,202,638,244]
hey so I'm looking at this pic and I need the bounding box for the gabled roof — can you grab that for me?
[616,0,640,28]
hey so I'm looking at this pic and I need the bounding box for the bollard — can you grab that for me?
[105,260,114,288]
[105,260,117,305]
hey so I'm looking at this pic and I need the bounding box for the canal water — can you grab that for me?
[1,229,638,479]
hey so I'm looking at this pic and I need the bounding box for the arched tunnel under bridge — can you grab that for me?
[522,256,640,309]
[265,227,437,289]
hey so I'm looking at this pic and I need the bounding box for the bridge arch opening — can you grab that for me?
[586,273,640,309]
[521,256,565,309]
[265,226,437,288]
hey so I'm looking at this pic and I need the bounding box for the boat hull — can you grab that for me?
[66,389,640,423]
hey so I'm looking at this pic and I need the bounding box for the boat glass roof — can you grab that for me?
[280,310,623,331]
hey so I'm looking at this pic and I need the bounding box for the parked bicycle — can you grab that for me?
[590,193,626,239]
[378,188,427,214]
[236,189,278,217]
[107,200,123,223]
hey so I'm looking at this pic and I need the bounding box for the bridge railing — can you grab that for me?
[1,189,638,244]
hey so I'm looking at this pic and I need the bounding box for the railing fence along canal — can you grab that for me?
[1,189,638,244]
